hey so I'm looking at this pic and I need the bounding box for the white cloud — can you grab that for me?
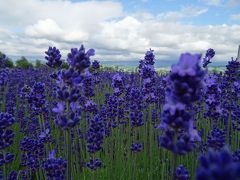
[0,0,123,56]
[0,0,239,62]
[25,18,89,42]
[93,16,148,50]
[157,6,208,21]
[0,0,123,29]
[25,19,63,39]
[91,16,239,61]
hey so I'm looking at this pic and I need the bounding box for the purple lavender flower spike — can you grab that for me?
[7,171,18,180]
[52,102,65,114]
[42,151,67,179]
[67,44,95,71]
[176,165,190,180]
[86,48,95,57]
[139,49,157,103]
[130,143,143,153]
[202,48,215,68]
[87,114,105,154]
[159,52,205,155]
[86,158,102,170]
[112,73,125,96]
[92,60,100,70]
[207,128,225,151]
[45,46,62,68]
[48,150,56,159]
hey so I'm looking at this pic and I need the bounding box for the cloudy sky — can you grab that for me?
[0,0,240,62]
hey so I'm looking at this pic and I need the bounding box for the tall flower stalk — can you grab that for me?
[158,53,205,179]
[50,45,95,180]
[202,48,215,68]
[224,58,240,146]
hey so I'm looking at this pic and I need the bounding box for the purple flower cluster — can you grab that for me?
[45,46,62,68]
[67,45,95,71]
[225,58,240,82]
[39,128,52,143]
[27,82,47,115]
[139,49,155,66]
[207,128,225,151]
[130,143,143,153]
[7,171,18,180]
[42,150,67,180]
[82,71,95,98]
[196,148,240,180]
[91,60,101,84]
[20,137,45,171]
[204,74,222,121]
[233,148,240,162]
[53,101,80,129]
[127,88,144,127]
[159,53,205,155]
[176,165,190,180]
[144,48,155,65]
[84,100,98,114]
[0,112,15,166]
[92,60,100,70]
[0,69,9,87]
[139,49,157,103]
[202,48,215,68]
[0,112,15,129]
[86,158,102,170]
[126,86,145,152]
[0,129,14,149]
[52,45,95,129]
[112,73,125,97]
[20,85,31,99]
[87,115,105,153]
[166,53,205,105]
[103,94,118,128]
[0,152,14,166]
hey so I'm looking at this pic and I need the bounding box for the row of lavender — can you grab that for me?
[0,46,240,180]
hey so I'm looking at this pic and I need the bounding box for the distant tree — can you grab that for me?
[5,59,14,68]
[16,56,33,69]
[0,51,7,68]
[101,66,116,72]
[0,52,15,68]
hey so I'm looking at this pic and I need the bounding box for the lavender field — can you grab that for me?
[0,46,240,180]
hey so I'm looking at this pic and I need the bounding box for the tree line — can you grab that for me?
[0,52,69,69]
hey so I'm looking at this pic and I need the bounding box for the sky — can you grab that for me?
[0,0,240,62]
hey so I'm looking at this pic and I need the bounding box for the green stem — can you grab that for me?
[3,163,6,180]
[36,171,40,180]
[171,153,177,180]
[0,150,7,180]
[66,129,72,180]
[227,110,232,146]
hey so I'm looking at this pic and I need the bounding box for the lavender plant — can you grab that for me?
[1,45,240,180]
[158,53,205,179]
